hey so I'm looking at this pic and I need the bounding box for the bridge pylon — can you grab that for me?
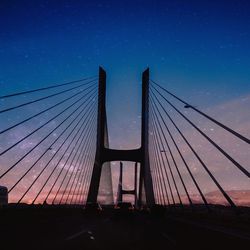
[87,67,155,208]
[116,162,138,205]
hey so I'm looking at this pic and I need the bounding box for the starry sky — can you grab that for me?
[0,0,250,204]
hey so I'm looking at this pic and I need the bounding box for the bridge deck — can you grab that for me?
[0,206,249,250]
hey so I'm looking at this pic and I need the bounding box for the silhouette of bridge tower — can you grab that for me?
[87,67,155,207]
[116,162,138,205]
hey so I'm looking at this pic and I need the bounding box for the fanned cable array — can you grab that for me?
[1,70,249,210]
[0,76,98,205]
[148,79,250,210]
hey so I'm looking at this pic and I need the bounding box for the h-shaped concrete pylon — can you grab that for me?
[86,67,155,208]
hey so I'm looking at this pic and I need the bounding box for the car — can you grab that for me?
[115,202,134,211]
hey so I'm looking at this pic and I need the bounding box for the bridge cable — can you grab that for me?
[151,115,183,206]
[74,141,96,205]
[151,131,169,206]
[0,76,97,99]
[37,104,96,204]
[18,109,95,204]
[150,96,210,210]
[68,123,97,204]
[15,96,97,203]
[150,88,237,209]
[51,116,96,204]
[150,121,167,206]
[149,149,161,204]
[150,79,250,145]
[59,114,97,204]
[0,83,97,156]
[44,128,95,204]
[150,84,250,179]
[43,107,96,204]
[81,148,97,205]
[54,124,95,205]
[0,87,97,179]
[0,78,97,114]
[0,81,98,135]
[153,130,175,206]
[36,113,96,204]
[151,115,177,206]
[148,125,162,204]
[31,101,97,204]
[150,96,194,207]
[9,97,96,195]
[150,105,183,206]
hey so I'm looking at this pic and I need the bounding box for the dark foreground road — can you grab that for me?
[0,206,249,250]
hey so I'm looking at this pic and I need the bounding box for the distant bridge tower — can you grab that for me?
[116,162,138,205]
[87,67,155,207]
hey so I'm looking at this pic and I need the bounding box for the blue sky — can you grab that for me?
[1,1,250,94]
[1,0,250,149]
[0,0,250,203]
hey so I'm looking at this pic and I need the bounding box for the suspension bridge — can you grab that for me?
[0,67,249,249]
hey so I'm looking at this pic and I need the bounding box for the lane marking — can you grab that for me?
[66,230,93,241]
